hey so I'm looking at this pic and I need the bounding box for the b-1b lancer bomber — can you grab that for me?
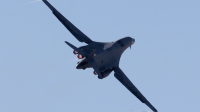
[42,0,157,112]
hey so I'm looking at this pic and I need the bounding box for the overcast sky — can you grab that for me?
[1,0,200,112]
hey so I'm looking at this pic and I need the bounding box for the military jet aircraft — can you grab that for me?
[42,0,157,112]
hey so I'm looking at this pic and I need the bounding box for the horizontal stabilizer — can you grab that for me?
[65,41,87,57]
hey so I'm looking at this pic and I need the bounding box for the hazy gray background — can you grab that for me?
[1,0,200,112]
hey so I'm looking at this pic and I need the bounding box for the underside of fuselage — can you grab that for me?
[76,37,134,73]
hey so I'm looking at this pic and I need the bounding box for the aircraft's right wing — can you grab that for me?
[42,0,93,44]
[114,67,157,112]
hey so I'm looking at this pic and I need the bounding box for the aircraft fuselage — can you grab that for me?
[76,37,135,73]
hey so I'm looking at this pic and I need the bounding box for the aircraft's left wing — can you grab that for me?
[42,0,93,44]
[114,67,158,112]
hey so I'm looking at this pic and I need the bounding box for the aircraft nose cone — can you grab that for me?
[132,38,135,44]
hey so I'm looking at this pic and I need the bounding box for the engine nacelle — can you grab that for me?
[102,69,113,78]
[77,54,84,59]
[93,71,97,75]
[94,69,113,79]
[73,50,78,54]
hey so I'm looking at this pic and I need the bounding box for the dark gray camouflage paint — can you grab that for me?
[42,0,157,112]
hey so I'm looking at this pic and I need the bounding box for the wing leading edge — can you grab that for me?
[42,0,93,44]
[114,67,158,112]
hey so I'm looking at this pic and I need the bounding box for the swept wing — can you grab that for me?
[42,0,93,44]
[114,67,157,112]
